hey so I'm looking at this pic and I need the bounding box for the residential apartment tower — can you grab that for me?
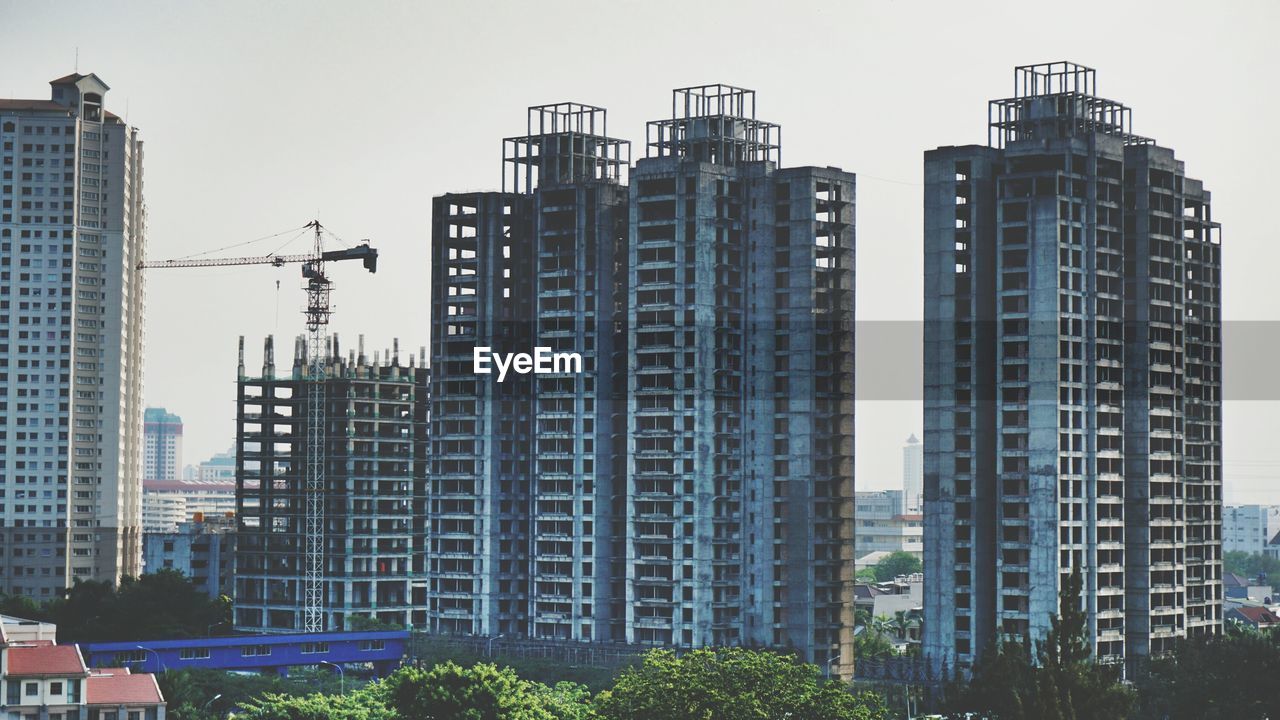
[0,73,146,599]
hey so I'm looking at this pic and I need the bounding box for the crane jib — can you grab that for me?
[135,220,377,633]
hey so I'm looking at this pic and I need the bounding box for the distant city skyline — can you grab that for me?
[1,0,1277,503]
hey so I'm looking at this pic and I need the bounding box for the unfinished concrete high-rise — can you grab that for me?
[429,102,629,641]
[923,62,1223,674]
[428,87,856,676]
[627,85,855,674]
[233,335,429,632]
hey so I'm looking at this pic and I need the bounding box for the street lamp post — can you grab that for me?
[202,694,223,713]
[136,645,165,674]
[319,661,345,695]
[486,634,505,658]
[826,655,841,680]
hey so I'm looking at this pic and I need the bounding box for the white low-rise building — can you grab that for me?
[855,490,923,560]
[0,615,165,719]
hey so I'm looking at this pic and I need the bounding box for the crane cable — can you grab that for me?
[166,224,311,262]
[263,227,315,257]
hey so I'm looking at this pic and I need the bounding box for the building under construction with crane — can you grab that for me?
[232,335,430,632]
[138,219,422,632]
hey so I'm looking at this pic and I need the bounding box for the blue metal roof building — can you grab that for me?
[77,630,407,677]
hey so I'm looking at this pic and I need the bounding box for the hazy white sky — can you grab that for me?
[2,0,1276,500]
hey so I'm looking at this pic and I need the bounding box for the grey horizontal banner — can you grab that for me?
[430,320,1278,401]
[857,320,1274,401]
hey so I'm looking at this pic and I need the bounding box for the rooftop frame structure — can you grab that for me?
[646,83,781,165]
[989,62,1153,148]
[503,102,630,193]
[1014,61,1096,97]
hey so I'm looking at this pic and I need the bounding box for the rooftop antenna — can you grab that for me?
[74,47,79,73]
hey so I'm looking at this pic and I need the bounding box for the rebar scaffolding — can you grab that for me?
[646,84,781,165]
[1014,61,1096,98]
[503,102,630,194]
[988,93,1153,148]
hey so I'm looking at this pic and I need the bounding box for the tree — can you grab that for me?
[940,569,1134,720]
[853,609,897,660]
[1131,627,1280,720]
[158,667,346,720]
[0,592,47,620]
[872,552,921,582]
[3,571,233,644]
[411,634,623,691]
[346,614,404,632]
[1224,550,1280,580]
[533,682,598,720]
[854,628,895,661]
[593,647,888,720]
[380,661,559,720]
[236,689,396,720]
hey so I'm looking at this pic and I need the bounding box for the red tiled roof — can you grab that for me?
[5,644,87,676]
[1234,606,1280,624]
[0,99,69,113]
[87,671,165,706]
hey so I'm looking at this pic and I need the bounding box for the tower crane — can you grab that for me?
[138,220,378,633]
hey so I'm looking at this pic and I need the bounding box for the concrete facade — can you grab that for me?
[1,73,146,600]
[142,515,235,598]
[233,337,429,631]
[924,63,1223,674]
[428,87,856,676]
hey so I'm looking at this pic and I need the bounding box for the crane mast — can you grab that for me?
[138,220,377,633]
[301,220,330,633]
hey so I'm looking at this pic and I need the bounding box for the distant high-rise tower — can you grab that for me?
[232,336,429,631]
[902,434,923,513]
[923,62,1223,674]
[0,73,147,599]
[428,87,857,677]
[143,408,183,481]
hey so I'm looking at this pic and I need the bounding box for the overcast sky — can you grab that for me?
[2,0,1277,500]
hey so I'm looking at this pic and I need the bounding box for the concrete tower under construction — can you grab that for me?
[233,335,429,631]
[923,62,1223,674]
[428,86,857,676]
[627,85,855,673]
[428,102,630,641]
